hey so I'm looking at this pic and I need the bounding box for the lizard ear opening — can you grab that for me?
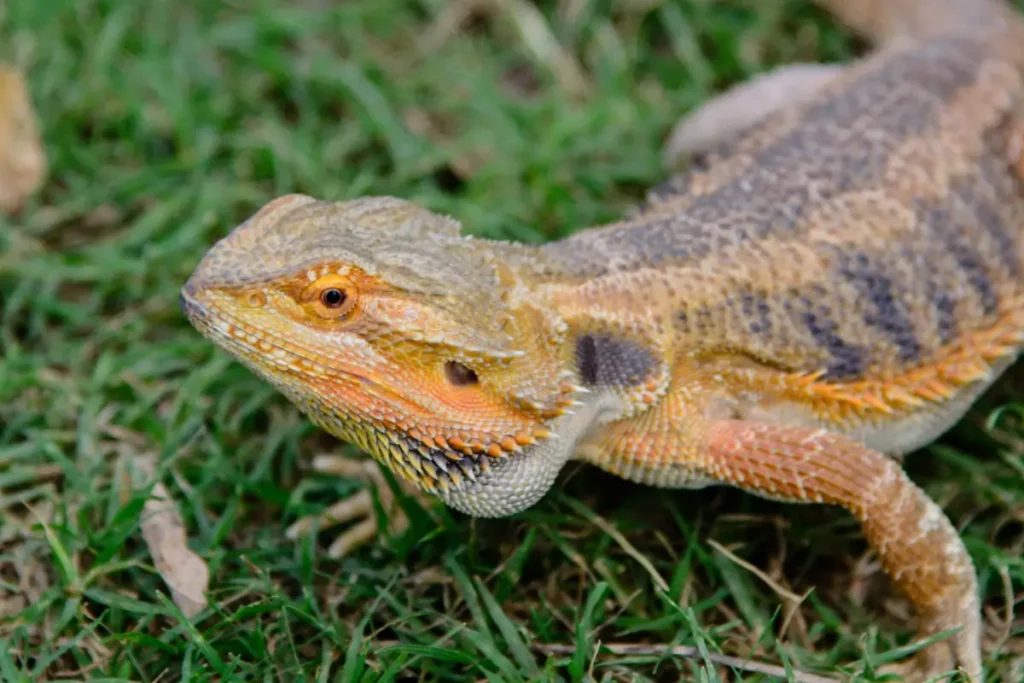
[444,361,479,386]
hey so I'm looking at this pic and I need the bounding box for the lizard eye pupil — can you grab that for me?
[320,288,347,308]
[445,361,478,386]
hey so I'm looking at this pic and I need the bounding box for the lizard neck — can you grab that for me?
[485,238,663,426]
[481,237,635,356]
[439,388,621,517]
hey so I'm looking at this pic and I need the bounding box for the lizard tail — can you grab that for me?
[810,0,1015,44]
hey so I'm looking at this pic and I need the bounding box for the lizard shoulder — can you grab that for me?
[567,325,672,420]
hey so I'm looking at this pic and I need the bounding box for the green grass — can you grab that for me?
[1,0,1022,680]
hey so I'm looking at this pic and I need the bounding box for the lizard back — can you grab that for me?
[535,31,1024,390]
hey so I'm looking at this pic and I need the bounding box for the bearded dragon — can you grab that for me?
[180,0,1024,679]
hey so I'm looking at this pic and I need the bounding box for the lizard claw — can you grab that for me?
[285,455,428,559]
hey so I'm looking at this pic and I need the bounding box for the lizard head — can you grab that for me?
[181,194,583,506]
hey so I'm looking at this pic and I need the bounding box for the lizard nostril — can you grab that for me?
[245,291,266,307]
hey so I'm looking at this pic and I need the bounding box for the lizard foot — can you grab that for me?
[285,455,429,559]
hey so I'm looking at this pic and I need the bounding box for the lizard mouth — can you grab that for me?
[179,284,391,394]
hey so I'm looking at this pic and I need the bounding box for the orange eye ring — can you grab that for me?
[303,274,357,319]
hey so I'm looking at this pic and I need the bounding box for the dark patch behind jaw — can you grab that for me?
[575,333,656,387]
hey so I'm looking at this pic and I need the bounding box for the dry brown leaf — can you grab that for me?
[401,108,492,179]
[420,0,589,98]
[0,66,46,213]
[499,0,589,98]
[141,482,209,618]
[0,594,26,619]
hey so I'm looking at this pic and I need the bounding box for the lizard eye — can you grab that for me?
[445,361,478,386]
[320,288,347,308]
[303,274,357,319]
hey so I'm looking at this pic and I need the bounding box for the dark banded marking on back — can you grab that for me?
[837,250,923,364]
[542,39,988,280]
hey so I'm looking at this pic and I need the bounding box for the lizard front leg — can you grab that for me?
[705,420,980,682]
[582,392,981,682]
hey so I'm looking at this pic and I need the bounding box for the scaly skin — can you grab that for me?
[181,1,1024,680]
